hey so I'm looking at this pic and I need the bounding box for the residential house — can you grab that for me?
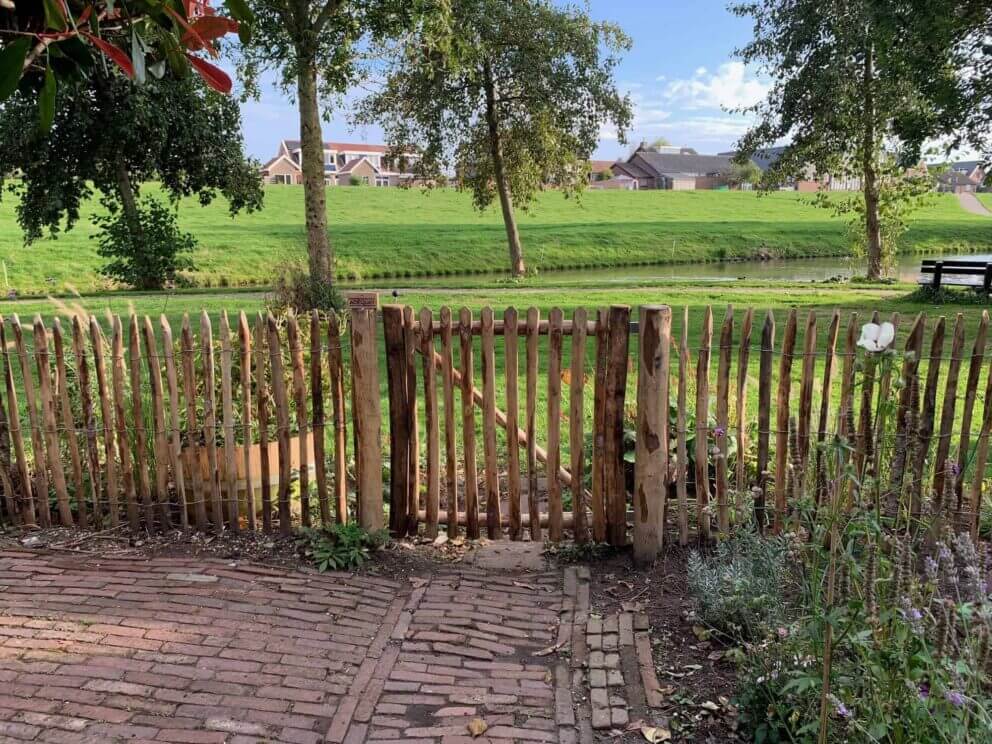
[588,174,639,190]
[587,160,617,183]
[611,144,734,190]
[934,161,987,193]
[260,139,420,186]
[722,145,862,192]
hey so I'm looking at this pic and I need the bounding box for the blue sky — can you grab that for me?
[239,1,766,162]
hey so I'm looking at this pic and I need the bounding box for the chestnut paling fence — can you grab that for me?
[0,305,990,562]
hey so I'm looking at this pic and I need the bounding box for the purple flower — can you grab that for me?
[919,683,930,701]
[950,462,962,477]
[945,689,965,707]
[836,702,851,719]
[714,426,726,438]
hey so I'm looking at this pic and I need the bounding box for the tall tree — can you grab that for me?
[0,73,262,287]
[356,0,632,276]
[732,0,938,280]
[235,0,439,305]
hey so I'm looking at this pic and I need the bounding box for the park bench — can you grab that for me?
[919,257,992,292]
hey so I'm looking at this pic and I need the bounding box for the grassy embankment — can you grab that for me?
[2,186,991,295]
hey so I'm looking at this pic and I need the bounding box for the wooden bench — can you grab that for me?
[919,259,992,292]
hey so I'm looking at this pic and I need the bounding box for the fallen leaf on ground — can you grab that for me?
[433,534,448,546]
[707,650,724,661]
[467,717,488,737]
[655,685,675,696]
[699,700,720,712]
[640,725,672,742]
[512,581,537,590]
[532,642,564,657]
[691,625,710,641]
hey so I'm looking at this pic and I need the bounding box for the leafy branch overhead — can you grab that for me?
[0,0,252,123]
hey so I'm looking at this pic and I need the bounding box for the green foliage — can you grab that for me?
[687,529,797,642]
[94,195,196,290]
[597,167,614,182]
[296,523,389,572]
[729,160,761,187]
[266,262,343,314]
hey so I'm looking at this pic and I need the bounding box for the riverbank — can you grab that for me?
[3,186,991,294]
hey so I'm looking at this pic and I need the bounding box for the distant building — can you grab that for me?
[933,161,987,193]
[261,139,420,186]
[588,174,639,190]
[720,146,862,192]
[609,143,734,190]
[587,160,617,183]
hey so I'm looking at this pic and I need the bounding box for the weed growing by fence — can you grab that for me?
[296,523,389,571]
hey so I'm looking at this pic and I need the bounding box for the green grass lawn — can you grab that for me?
[979,193,992,211]
[3,185,991,295]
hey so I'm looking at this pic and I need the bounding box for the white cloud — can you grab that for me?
[664,61,769,111]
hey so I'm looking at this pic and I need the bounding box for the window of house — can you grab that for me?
[375,176,389,187]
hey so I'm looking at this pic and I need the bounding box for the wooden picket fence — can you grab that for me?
[0,304,990,562]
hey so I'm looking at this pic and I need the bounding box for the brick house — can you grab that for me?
[727,145,862,192]
[609,144,734,190]
[260,139,420,186]
[934,161,988,193]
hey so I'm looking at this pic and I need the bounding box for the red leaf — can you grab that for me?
[182,16,238,49]
[165,5,216,57]
[187,54,232,94]
[83,33,134,78]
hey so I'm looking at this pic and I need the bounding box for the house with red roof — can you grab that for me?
[260,139,421,187]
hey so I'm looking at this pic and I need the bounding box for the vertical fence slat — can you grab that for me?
[142,317,173,530]
[201,312,224,529]
[715,306,733,534]
[240,312,256,530]
[756,311,775,532]
[735,308,754,506]
[836,313,858,513]
[570,307,589,544]
[255,313,272,533]
[526,307,542,541]
[888,313,925,516]
[267,314,293,535]
[90,317,118,528]
[969,360,992,538]
[160,316,188,530]
[286,313,310,529]
[591,308,608,544]
[351,307,383,532]
[310,311,329,527]
[797,311,818,466]
[955,310,988,520]
[546,308,564,542]
[934,314,966,506]
[327,311,348,525]
[481,307,502,539]
[181,316,208,532]
[694,306,713,542]
[111,316,139,532]
[440,307,458,537]
[774,309,797,533]
[219,312,240,531]
[504,307,521,540]
[404,306,420,536]
[913,316,944,518]
[128,315,155,530]
[73,317,102,527]
[633,305,669,564]
[384,305,409,536]
[814,310,840,505]
[676,307,690,545]
[33,317,72,526]
[459,307,480,540]
[0,317,35,526]
[420,308,440,539]
[53,319,86,527]
[0,342,16,525]
[13,316,50,527]
[605,305,631,546]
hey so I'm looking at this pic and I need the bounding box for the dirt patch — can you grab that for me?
[576,546,741,743]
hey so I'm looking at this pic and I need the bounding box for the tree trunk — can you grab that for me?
[861,44,883,281]
[114,154,141,236]
[297,60,334,292]
[483,61,526,277]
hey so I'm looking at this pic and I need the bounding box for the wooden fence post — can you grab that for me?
[160,316,189,530]
[52,319,86,527]
[72,317,102,527]
[404,306,420,536]
[955,310,988,519]
[240,312,257,530]
[12,315,50,527]
[604,305,631,546]
[695,307,713,542]
[439,307,459,537]
[200,312,224,529]
[481,307,502,538]
[33,317,73,526]
[814,310,840,505]
[676,307,690,545]
[460,307,480,539]
[383,305,409,536]
[267,314,293,535]
[286,313,310,528]
[912,316,944,518]
[254,313,272,532]
[933,314,966,506]
[715,306,733,534]
[797,311,817,467]
[141,316,173,530]
[633,305,670,565]
[420,308,440,539]
[755,311,775,532]
[350,307,383,532]
[504,307,521,540]
[181,316,208,532]
[570,307,589,543]
[310,311,329,527]
[546,308,564,542]
[526,307,541,541]
[90,317,118,528]
[774,309,798,533]
[219,312,240,530]
[111,316,139,532]
[128,315,155,530]
[0,317,35,526]
[327,311,348,524]
[735,308,754,512]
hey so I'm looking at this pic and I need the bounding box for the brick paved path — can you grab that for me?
[0,550,584,744]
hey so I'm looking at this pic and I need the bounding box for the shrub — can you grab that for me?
[687,528,796,642]
[94,196,195,290]
[266,262,343,314]
[296,523,389,571]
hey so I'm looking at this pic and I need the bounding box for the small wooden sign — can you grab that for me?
[346,291,380,310]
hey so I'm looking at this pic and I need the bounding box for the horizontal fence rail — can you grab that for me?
[1,305,991,563]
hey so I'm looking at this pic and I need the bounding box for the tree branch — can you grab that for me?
[313,0,345,35]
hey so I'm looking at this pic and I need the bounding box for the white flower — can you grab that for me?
[857,321,895,352]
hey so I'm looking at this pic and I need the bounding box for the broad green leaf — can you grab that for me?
[38,65,56,132]
[224,0,254,24]
[0,38,32,103]
[42,0,67,31]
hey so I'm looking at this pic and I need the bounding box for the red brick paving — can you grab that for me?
[0,550,585,743]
